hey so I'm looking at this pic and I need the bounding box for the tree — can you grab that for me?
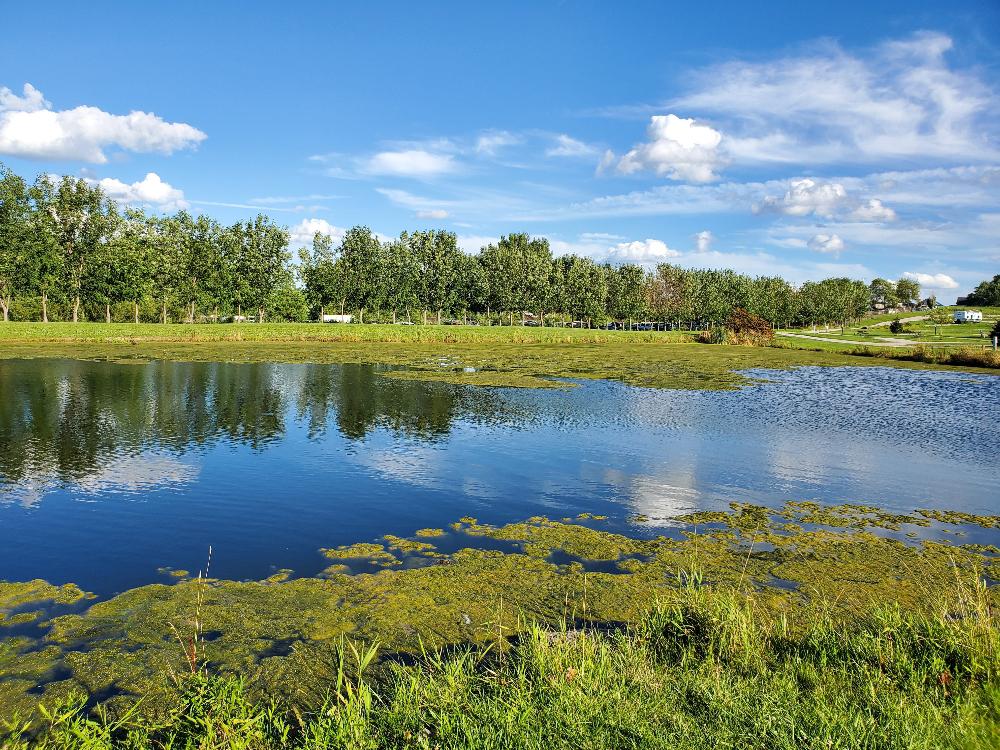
[0,163,31,321]
[337,226,382,321]
[299,231,342,319]
[384,235,421,322]
[607,263,648,324]
[967,275,1000,306]
[47,176,112,322]
[895,277,920,310]
[868,278,897,311]
[26,175,66,322]
[233,215,289,322]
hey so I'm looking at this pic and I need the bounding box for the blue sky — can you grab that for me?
[2,0,998,301]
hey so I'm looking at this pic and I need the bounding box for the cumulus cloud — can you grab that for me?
[0,83,206,163]
[616,115,725,182]
[546,134,599,158]
[901,271,958,289]
[695,230,713,252]
[673,32,999,165]
[289,218,346,247]
[607,238,680,263]
[807,233,845,254]
[756,178,849,218]
[848,198,897,222]
[365,149,457,177]
[93,172,187,210]
[416,209,449,219]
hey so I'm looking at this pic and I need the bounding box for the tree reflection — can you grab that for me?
[0,360,510,497]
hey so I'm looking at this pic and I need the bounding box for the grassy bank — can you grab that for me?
[5,588,997,749]
[2,504,999,748]
[1,323,997,389]
[0,322,692,346]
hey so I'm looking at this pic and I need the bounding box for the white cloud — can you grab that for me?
[616,114,725,182]
[673,32,999,165]
[249,194,340,204]
[93,172,188,210]
[756,178,848,218]
[546,134,599,158]
[808,233,845,254]
[607,238,680,263]
[289,218,346,247]
[475,130,520,155]
[901,271,958,289]
[365,149,457,177]
[0,83,206,163]
[695,230,713,252]
[376,187,454,219]
[849,198,897,222]
[416,209,449,219]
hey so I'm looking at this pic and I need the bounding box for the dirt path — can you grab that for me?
[775,331,942,348]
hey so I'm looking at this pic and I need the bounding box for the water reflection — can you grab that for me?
[0,359,998,594]
[0,360,512,500]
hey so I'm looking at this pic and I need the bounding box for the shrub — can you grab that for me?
[889,318,905,334]
[724,307,774,346]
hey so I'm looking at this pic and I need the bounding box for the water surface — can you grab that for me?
[1,358,997,595]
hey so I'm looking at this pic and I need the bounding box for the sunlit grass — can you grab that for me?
[5,584,997,749]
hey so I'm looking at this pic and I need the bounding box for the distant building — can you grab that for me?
[322,314,354,323]
[953,310,983,323]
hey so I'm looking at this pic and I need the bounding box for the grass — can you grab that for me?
[0,322,693,346]
[1,323,997,390]
[3,586,997,749]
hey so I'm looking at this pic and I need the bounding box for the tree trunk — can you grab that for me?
[134,301,140,324]
[422,310,427,326]
[437,309,442,325]
[105,303,111,324]
[189,300,196,324]
[161,299,168,325]
[392,310,396,324]
[237,303,242,320]
[258,307,264,323]
[42,293,48,323]
[72,295,80,323]
[360,308,364,324]
[0,299,8,322]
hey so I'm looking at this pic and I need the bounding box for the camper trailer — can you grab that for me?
[322,314,354,324]
[953,310,983,323]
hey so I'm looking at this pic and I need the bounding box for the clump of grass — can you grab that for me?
[4,587,997,749]
[846,344,1000,369]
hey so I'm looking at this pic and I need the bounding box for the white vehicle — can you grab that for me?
[322,314,354,323]
[953,310,983,323]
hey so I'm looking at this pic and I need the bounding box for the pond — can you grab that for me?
[1,358,998,596]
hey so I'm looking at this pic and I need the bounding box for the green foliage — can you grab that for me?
[967,274,1000,306]
[889,318,905,334]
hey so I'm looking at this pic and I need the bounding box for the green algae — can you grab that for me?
[1,504,998,720]
[414,528,445,537]
[2,337,995,392]
[0,580,88,610]
[321,543,400,567]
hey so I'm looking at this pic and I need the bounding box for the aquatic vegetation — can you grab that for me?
[1,502,998,728]
[1,336,995,393]
[3,586,999,749]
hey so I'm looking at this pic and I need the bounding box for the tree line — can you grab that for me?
[1,162,929,327]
